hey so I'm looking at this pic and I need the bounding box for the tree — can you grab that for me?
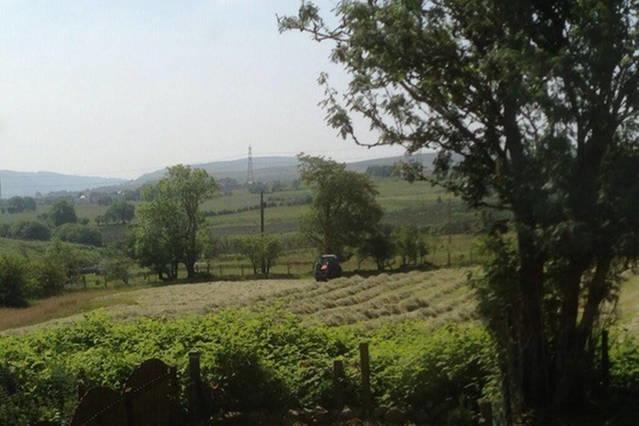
[5,196,25,214]
[10,221,51,241]
[103,257,132,285]
[53,223,102,247]
[105,201,135,224]
[0,255,28,307]
[29,257,67,298]
[47,200,77,227]
[22,197,36,211]
[280,0,639,416]
[238,235,283,276]
[134,165,217,280]
[357,224,396,271]
[298,155,383,259]
[394,225,427,267]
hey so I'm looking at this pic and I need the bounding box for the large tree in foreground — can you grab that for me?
[299,154,382,259]
[280,0,639,418]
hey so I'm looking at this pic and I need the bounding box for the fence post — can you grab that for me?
[124,387,135,426]
[602,329,610,389]
[188,352,203,422]
[359,342,372,415]
[333,360,345,409]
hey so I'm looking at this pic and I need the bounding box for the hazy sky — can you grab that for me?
[0,0,406,179]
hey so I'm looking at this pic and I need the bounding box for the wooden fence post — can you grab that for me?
[188,352,203,422]
[602,329,610,389]
[359,342,372,415]
[124,387,135,426]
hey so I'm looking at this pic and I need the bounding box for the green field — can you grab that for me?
[0,178,476,239]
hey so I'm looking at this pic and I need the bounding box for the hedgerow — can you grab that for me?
[0,308,498,424]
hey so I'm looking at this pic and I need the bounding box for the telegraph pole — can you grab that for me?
[260,191,265,235]
[447,197,452,267]
[260,190,266,274]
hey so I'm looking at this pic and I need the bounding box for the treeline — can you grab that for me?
[0,200,108,247]
[202,194,312,218]
[0,196,37,214]
[0,240,101,307]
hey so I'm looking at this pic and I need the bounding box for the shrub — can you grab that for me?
[46,200,77,227]
[53,224,102,247]
[0,309,504,424]
[10,221,51,241]
[0,255,29,307]
[610,331,639,392]
[27,258,67,298]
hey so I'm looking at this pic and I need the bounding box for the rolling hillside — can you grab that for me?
[0,170,124,198]
[126,152,439,187]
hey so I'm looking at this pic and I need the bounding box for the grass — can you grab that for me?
[2,268,478,334]
[0,288,139,332]
[618,272,639,335]
[0,178,478,240]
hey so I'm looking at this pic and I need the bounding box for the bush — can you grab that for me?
[610,331,639,392]
[27,258,67,298]
[53,224,102,247]
[0,309,502,424]
[10,221,51,241]
[0,255,29,307]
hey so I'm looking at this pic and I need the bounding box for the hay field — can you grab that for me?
[3,269,477,334]
[5,267,639,335]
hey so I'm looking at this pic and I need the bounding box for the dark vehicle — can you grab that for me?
[314,254,342,282]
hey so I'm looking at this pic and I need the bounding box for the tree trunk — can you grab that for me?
[513,223,550,412]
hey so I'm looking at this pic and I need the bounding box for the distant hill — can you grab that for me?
[0,170,125,198]
[0,153,439,198]
[127,152,438,188]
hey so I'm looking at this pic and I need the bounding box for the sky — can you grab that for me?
[0,0,406,179]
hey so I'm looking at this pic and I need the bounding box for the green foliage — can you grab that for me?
[0,255,29,307]
[299,155,383,259]
[53,223,102,247]
[280,0,639,410]
[45,239,101,281]
[394,225,427,267]
[610,331,639,392]
[134,165,217,280]
[104,201,135,224]
[356,224,396,271]
[4,196,36,214]
[9,221,51,241]
[102,257,132,285]
[46,200,77,227]
[238,235,283,275]
[27,257,67,299]
[0,309,499,424]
